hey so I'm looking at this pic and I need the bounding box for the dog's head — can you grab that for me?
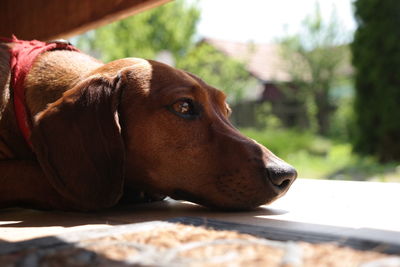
[31,58,296,211]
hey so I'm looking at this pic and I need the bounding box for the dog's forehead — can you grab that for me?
[147,60,227,100]
[149,60,198,86]
[185,72,228,103]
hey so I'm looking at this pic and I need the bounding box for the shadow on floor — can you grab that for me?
[0,199,288,228]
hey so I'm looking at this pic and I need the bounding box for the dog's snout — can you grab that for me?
[266,163,297,190]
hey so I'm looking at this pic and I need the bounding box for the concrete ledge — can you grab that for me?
[0,179,399,247]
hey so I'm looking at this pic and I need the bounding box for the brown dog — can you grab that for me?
[0,39,297,211]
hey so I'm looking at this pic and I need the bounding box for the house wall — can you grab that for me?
[231,82,309,129]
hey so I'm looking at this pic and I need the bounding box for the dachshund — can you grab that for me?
[0,38,297,211]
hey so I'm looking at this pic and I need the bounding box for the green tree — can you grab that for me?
[279,4,351,135]
[352,0,400,162]
[177,42,256,103]
[76,0,254,103]
[77,0,200,61]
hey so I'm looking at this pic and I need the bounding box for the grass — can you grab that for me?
[240,128,400,182]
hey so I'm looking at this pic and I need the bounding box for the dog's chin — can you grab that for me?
[170,189,275,211]
[119,189,166,204]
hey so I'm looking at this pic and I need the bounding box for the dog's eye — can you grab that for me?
[174,101,191,114]
[169,99,200,119]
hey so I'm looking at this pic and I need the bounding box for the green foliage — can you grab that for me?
[177,43,256,103]
[240,128,328,159]
[241,128,400,181]
[77,0,200,61]
[279,4,352,136]
[351,0,400,162]
[254,103,282,129]
[76,0,253,103]
[329,96,355,141]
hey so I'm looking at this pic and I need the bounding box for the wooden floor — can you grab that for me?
[1,179,399,246]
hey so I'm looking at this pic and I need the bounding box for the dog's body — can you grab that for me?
[0,39,297,211]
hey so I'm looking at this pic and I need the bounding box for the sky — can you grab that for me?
[194,0,357,43]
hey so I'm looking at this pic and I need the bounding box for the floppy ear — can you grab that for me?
[31,75,125,210]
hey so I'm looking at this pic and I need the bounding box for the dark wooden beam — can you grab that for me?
[0,0,171,41]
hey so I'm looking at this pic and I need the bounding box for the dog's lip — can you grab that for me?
[170,189,206,203]
[170,189,263,211]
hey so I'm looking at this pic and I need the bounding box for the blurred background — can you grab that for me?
[74,0,400,182]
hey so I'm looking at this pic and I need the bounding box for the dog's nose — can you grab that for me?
[266,162,297,190]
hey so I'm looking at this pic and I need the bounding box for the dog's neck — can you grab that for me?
[24,50,103,118]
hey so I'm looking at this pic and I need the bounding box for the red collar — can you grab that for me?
[5,36,79,148]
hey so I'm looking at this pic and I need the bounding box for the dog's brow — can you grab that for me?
[212,88,227,103]
[164,86,196,97]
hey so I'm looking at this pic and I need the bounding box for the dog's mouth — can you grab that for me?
[170,189,257,211]
[171,189,209,205]
[119,189,166,204]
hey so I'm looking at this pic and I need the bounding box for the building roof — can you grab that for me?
[204,38,291,82]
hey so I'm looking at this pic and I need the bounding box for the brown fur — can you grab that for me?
[0,45,297,211]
